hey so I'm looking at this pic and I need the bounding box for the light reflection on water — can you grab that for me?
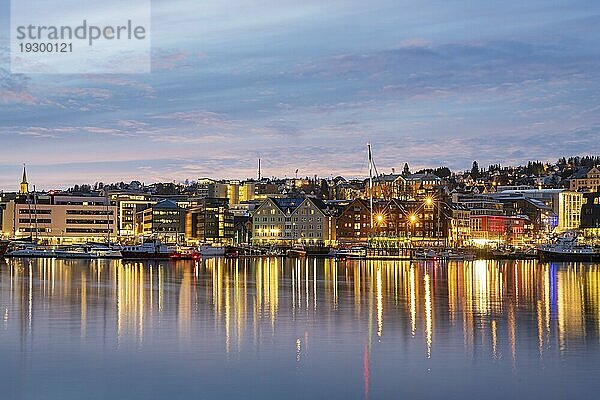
[1,257,600,399]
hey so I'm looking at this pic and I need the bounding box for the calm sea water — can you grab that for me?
[1,257,599,399]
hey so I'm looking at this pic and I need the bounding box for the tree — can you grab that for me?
[471,161,480,179]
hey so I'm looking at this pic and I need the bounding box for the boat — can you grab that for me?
[286,246,307,258]
[5,247,56,258]
[413,249,474,261]
[492,247,537,260]
[413,249,438,260]
[5,241,123,259]
[89,244,123,259]
[5,242,56,258]
[439,250,475,261]
[121,240,175,259]
[0,240,9,256]
[55,244,122,259]
[335,246,367,259]
[199,244,226,257]
[170,246,201,260]
[537,234,600,262]
[264,248,285,257]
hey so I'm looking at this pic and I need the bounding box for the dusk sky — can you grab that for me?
[1,0,600,191]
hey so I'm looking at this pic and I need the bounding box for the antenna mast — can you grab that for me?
[368,143,374,231]
[258,158,261,181]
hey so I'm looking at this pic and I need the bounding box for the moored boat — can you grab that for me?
[121,240,175,259]
[537,235,600,262]
[199,244,226,257]
[6,248,56,258]
[55,244,122,259]
[334,246,367,259]
[0,240,9,256]
[286,246,307,258]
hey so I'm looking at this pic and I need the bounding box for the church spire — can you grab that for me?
[20,164,29,194]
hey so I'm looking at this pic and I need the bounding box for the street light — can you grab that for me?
[425,197,433,206]
[376,213,385,224]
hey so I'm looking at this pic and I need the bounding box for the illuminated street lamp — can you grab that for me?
[376,213,385,225]
[425,197,433,206]
[406,214,418,241]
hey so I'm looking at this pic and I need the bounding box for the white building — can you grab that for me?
[2,195,117,244]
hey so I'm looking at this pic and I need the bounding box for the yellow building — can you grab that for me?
[210,181,256,205]
[107,192,156,240]
[558,191,584,232]
[252,197,336,246]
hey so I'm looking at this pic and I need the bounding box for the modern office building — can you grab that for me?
[135,199,185,243]
[185,198,234,245]
[2,195,117,244]
[107,191,156,241]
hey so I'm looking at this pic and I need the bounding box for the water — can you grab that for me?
[1,257,600,400]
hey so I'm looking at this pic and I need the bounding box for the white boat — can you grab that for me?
[199,245,226,257]
[413,249,473,261]
[413,249,438,260]
[56,244,122,259]
[335,247,367,259]
[6,246,56,258]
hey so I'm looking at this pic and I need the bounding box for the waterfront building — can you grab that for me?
[2,194,117,244]
[495,189,584,233]
[581,190,600,244]
[453,193,532,245]
[453,193,504,216]
[185,198,234,245]
[107,191,156,240]
[251,197,336,246]
[135,199,185,243]
[446,203,471,247]
[335,199,379,244]
[568,166,600,192]
[491,193,556,238]
[377,199,409,237]
[401,197,449,243]
[233,215,253,245]
[469,215,530,246]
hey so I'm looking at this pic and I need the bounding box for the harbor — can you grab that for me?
[2,256,600,399]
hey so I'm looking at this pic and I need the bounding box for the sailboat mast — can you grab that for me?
[33,184,38,243]
[106,200,110,245]
[368,143,374,231]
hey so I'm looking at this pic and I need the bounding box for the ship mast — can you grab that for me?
[33,184,38,243]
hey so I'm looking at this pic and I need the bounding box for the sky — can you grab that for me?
[1,0,600,190]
